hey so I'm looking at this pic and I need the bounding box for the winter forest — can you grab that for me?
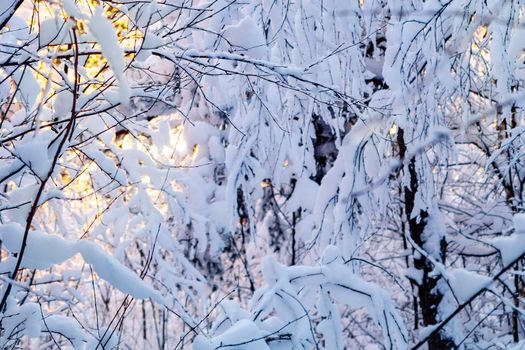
[1,0,525,349]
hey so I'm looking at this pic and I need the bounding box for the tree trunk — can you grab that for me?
[398,128,455,349]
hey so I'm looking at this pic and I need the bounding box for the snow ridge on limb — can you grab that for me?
[194,246,407,350]
[0,223,164,303]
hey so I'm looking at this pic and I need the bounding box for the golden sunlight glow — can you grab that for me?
[116,133,134,149]
[389,123,398,136]
[71,162,98,193]
[470,25,490,78]
[175,140,188,155]
[191,144,200,159]
[474,25,488,40]
[160,145,173,158]
[170,180,184,192]
[172,126,189,155]
[141,175,151,184]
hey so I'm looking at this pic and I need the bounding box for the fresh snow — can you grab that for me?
[0,223,163,302]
